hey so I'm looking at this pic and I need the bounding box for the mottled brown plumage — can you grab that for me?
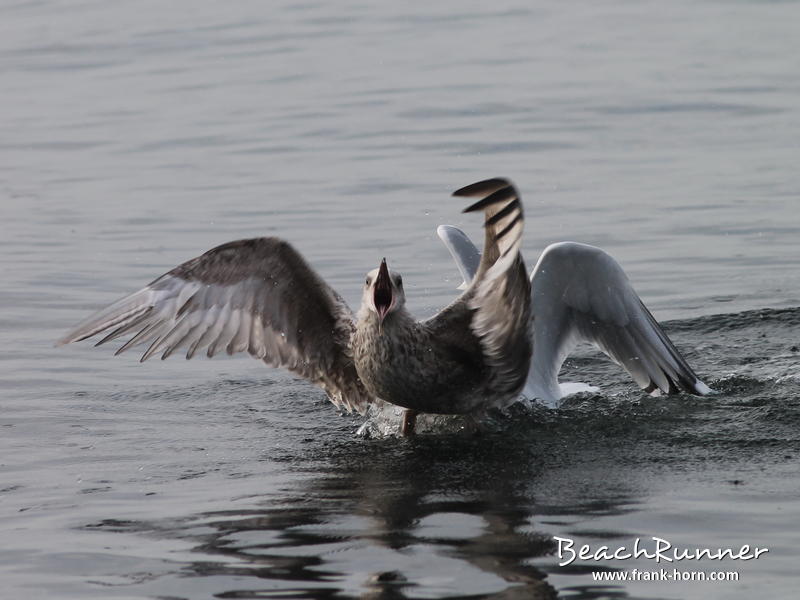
[58,178,532,433]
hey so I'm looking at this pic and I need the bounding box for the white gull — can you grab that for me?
[437,225,712,408]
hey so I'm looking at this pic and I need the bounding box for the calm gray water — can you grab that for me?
[2,1,800,598]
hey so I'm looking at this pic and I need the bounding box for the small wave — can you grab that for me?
[665,305,800,334]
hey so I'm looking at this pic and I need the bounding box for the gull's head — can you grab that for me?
[363,258,405,323]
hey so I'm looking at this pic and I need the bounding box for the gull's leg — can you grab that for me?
[400,409,418,437]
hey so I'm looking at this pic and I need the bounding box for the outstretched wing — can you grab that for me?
[526,242,711,405]
[435,228,710,407]
[450,178,532,399]
[58,237,372,413]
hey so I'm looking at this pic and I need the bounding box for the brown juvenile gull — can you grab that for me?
[436,226,712,408]
[58,178,532,436]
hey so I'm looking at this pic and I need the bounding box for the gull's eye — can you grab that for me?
[365,277,371,286]
[395,275,402,287]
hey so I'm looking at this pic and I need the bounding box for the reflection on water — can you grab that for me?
[185,449,557,599]
[89,432,627,599]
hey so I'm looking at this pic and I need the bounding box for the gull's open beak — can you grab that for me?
[373,258,393,324]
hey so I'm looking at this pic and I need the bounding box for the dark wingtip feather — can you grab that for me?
[58,331,96,346]
[452,177,511,198]
[485,199,521,227]
[495,214,522,241]
[461,185,516,213]
[93,309,154,348]
[140,336,164,363]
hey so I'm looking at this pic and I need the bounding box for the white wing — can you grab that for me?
[58,237,373,413]
[437,225,480,290]
[436,230,711,407]
[527,242,711,406]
